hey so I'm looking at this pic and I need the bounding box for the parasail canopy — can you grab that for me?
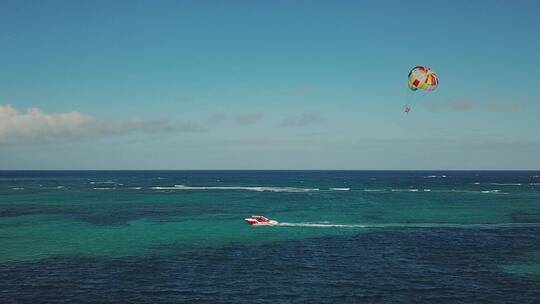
[408,66,438,91]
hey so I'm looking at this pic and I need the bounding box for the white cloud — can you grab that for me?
[280,111,323,127]
[0,104,203,144]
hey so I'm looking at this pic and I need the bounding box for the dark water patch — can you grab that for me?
[0,200,215,227]
[2,228,539,303]
[511,211,540,223]
[61,200,239,226]
[0,204,57,218]
[0,207,37,218]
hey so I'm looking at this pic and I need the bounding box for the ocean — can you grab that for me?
[1,170,540,303]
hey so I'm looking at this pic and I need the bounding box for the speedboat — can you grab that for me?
[245,215,278,226]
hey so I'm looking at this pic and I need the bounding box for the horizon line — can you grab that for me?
[1,169,539,172]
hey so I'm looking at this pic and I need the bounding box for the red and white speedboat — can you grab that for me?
[245,215,279,226]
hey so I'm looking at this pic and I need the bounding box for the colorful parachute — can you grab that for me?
[408,66,438,91]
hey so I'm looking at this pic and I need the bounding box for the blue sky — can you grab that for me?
[1,0,539,169]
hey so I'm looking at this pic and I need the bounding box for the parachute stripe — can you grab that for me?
[408,66,438,92]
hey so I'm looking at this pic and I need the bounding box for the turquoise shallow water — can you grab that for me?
[1,171,540,302]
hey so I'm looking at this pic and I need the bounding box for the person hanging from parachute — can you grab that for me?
[404,105,411,113]
[405,66,439,113]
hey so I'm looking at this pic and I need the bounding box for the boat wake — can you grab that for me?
[278,222,367,228]
[275,222,540,229]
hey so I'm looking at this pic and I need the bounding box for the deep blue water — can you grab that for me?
[1,171,540,303]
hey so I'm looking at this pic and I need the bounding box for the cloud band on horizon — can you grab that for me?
[0,104,204,144]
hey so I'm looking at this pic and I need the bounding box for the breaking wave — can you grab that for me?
[392,188,420,192]
[41,185,65,189]
[474,182,540,186]
[362,188,507,194]
[89,181,117,185]
[151,185,320,192]
[481,190,503,194]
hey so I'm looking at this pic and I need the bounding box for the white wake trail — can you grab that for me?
[275,222,540,229]
[278,222,367,228]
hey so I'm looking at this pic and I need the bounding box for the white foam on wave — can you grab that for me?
[481,189,502,194]
[129,187,142,190]
[489,183,522,186]
[329,187,350,191]
[363,188,508,194]
[11,187,24,190]
[391,189,420,192]
[151,185,320,192]
[93,187,113,190]
[42,185,65,189]
[90,181,117,185]
[442,189,509,195]
[364,188,430,193]
[424,175,447,179]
